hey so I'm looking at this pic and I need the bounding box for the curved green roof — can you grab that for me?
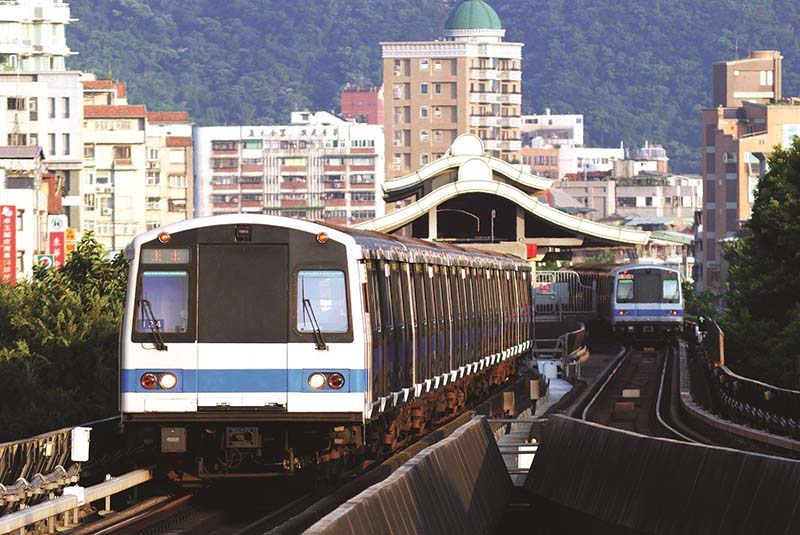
[445,0,502,31]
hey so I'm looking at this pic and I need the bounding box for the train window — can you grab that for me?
[662,277,680,303]
[616,279,634,302]
[136,271,189,333]
[297,270,349,333]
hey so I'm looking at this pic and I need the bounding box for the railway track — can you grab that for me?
[581,343,704,442]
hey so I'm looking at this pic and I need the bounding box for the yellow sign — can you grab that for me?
[65,242,77,255]
[65,228,77,241]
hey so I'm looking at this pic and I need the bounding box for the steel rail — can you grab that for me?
[581,347,633,420]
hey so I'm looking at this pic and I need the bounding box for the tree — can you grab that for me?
[722,137,800,387]
[0,233,128,440]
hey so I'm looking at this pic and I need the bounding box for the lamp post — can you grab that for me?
[490,209,496,242]
[437,208,480,237]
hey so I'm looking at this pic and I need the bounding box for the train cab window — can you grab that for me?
[297,270,349,333]
[662,277,680,303]
[616,278,634,303]
[136,271,189,333]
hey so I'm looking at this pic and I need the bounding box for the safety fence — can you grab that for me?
[690,319,800,440]
[533,320,588,363]
[0,416,119,513]
[533,270,596,319]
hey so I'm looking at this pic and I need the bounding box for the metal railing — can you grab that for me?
[533,320,588,362]
[689,319,800,439]
[533,270,596,318]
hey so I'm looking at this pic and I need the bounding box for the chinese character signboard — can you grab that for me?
[49,231,65,268]
[0,205,16,285]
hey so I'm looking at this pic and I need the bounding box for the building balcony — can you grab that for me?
[469,69,522,81]
[484,139,522,151]
[280,181,307,190]
[351,200,374,207]
[212,183,238,192]
[349,182,374,190]
[241,164,262,173]
[324,165,346,172]
[240,182,263,190]
[324,217,347,225]
[211,166,237,173]
[469,116,521,128]
[281,199,311,208]
[280,165,306,173]
[241,200,263,208]
[211,148,238,155]
[468,93,522,105]
[212,202,239,210]
[325,198,346,207]
[323,181,346,190]
[350,165,375,172]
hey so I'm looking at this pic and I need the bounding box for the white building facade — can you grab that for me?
[194,111,385,225]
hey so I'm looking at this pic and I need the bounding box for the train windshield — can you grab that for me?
[136,271,189,333]
[617,269,680,304]
[297,270,349,333]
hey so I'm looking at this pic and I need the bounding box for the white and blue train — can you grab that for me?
[120,215,533,477]
[570,263,684,340]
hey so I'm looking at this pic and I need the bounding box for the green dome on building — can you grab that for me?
[445,0,503,31]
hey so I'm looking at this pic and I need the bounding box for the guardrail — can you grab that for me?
[0,416,120,513]
[533,270,596,319]
[0,468,152,535]
[689,319,800,439]
[533,320,588,362]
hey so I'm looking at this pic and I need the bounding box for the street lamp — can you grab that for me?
[437,208,480,235]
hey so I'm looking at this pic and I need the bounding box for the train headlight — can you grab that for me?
[669,310,679,316]
[327,373,345,390]
[140,373,158,390]
[316,232,329,244]
[308,373,326,390]
[159,372,178,390]
[157,231,170,244]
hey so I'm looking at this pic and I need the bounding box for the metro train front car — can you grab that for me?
[120,215,366,477]
[611,264,684,340]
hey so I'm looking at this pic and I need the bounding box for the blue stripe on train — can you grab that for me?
[121,369,366,394]
[613,309,684,317]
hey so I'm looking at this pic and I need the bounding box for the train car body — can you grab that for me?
[120,215,533,477]
[570,263,684,340]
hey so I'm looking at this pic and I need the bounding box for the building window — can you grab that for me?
[168,175,187,188]
[16,251,23,275]
[63,133,70,155]
[722,152,737,163]
[434,83,442,95]
[420,83,429,95]
[146,221,160,230]
[420,153,430,165]
[84,143,95,159]
[434,60,442,71]
[146,172,160,185]
[48,133,55,155]
[48,97,55,118]
[420,106,429,119]
[7,97,24,111]
[146,197,161,210]
[434,130,443,144]
[420,59,429,71]
[243,139,262,149]
[62,97,70,118]
[168,198,187,212]
[28,97,38,121]
[7,133,26,146]
[147,147,159,160]
[392,83,404,100]
[434,106,442,119]
[16,209,23,231]
[393,154,402,171]
[114,145,131,160]
[419,130,429,143]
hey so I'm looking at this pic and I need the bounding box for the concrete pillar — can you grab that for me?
[516,206,525,241]
[428,208,438,240]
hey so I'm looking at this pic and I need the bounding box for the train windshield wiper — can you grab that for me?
[302,298,328,351]
[140,298,168,351]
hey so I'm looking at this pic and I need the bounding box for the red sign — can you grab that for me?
[0,205,16,285]
[526,242,538,259]
[49,231,65,268]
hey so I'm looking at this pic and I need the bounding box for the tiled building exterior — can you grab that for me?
[193,111,385,224]
[381,0,522,181]
[700,50,800,291]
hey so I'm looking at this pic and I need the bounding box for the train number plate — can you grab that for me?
[643,326,654,333]
[226,427,260,449]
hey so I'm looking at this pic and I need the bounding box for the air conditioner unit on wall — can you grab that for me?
[101,208,113,216]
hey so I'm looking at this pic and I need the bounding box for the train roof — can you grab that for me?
[567,262,682,276]
[130,214,530,271]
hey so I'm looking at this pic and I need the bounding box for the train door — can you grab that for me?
[196,244,289,408]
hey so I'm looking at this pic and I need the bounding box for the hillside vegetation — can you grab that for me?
[67,0,800,172]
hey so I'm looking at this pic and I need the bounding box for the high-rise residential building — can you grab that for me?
[381,0,522,180]
[80,76,193,251]
[193,111,385,224]
[700,50,800,292]
[341,86,384,125]
[0,0,83,226]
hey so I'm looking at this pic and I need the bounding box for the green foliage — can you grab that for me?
[721,138,800,387]
[0,233,128,441]
[682,280,717,320]
[65,1,800,173]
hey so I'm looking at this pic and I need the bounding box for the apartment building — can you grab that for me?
[700,50,800,292]
[381,0,522,180]
[556,174,702,221]
[521,111,584,147]
[521,145,625,179]
[0,0,83,225]
[194,111,385,224]
[341,86,384,125]
[80,77,193,251]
